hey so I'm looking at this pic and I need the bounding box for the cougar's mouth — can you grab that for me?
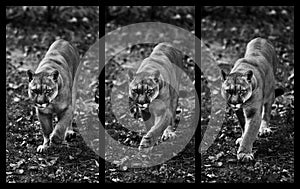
[137,103,149,110]
[229,103,242,111]
[35,103,49,109]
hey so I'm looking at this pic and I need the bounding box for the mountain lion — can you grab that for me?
[27,39,80,152]
[220,37,283,162]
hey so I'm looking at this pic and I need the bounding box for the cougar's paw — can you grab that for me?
[161,128,176,141]
[235,137,243,146]
[237,152,254,162]
[65,129,76,142]
[37,144,49,153]
[258,126,272,137]
[258,121,272,137]
[138,135,154,150]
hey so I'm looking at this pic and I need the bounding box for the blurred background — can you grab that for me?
[105,6,194,33]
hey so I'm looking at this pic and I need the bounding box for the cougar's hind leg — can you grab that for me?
[65,123,76,142]
[161,89,179,141]
[64,107,76,142]
[171,87,180,129]
[259,95,275,136]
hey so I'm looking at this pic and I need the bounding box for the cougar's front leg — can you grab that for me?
[139,110,171,149]
[235,108,245,146]
[237,104,262,162]
[139,99,171,149]
[50,106,73,144]
[36,110,53,152]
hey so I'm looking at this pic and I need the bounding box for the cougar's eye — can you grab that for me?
[132,88,138,93]
[240,89,247,94]
[147,89,153,93]
[46,89,52,93]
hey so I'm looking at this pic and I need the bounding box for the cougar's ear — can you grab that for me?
[221,70,227,81]
[51,70,59,82]
[245,70,253,82]
[27,70,34,82]
[152,70,160,83]
[218,62,233,80]
[128,69,134,82]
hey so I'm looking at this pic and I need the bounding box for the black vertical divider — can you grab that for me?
[195,5,201,184]
[99,5,106,184]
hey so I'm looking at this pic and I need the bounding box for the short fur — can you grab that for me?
[221,38,279,162]
[128,43,183,149]
[27,39,80,152]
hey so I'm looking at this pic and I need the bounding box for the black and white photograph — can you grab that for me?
[5,5,294,184]
[201,6,294,183]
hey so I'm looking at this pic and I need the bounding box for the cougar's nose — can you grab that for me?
[229,103,242,111]
[138,103,148,110]
[35,103,48,108]
[230,94,243,105]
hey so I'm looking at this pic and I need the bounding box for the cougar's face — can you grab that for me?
[28,71,59,109]
[128,72,160,110]
[221,72,252,111]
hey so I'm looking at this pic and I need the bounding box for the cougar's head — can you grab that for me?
[27,69,59,109]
